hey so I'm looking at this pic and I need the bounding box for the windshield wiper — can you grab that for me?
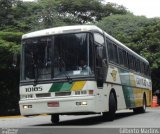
[58,57,72,83]
[33,58,38,86]
[63,70,72,83]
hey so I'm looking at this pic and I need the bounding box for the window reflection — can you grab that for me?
[21,33,94,81]
[53,33,93,78]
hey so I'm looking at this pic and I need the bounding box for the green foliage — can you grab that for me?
[0,30,22,115]
[0,0,16,29]
[0,31,22,70]
[0,32,22,44]
[0,0,128,31]
[0,69,20,115]
[97,14,148,43]
[56,0,127,24]
[34,0,67,29]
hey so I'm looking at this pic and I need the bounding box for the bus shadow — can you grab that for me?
[34,111,149,126]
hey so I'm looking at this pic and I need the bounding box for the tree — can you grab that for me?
[56,0,127,24]
[0,0,16,29]
[34,0,66,29]
[0,31,22,115]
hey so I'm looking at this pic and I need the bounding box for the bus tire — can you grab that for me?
[133,95,146,113]
[51,114,59,124]
[103,92,116,121]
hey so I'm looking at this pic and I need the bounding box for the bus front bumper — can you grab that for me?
[19,96,97,116]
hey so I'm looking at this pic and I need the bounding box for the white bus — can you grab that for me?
[19,25,152,123]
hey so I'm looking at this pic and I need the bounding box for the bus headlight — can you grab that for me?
[23,105,32,109]
[81,101,87,105]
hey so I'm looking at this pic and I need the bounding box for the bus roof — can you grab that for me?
[22,25,103,39]
[22,25,148,64]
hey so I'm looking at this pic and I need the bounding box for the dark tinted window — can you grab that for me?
[23,37,52,80]
[107,40,118,63]
[54,33,93,78]
[118,48,124,66]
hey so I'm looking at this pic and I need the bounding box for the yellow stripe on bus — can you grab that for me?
[71,81,86,91]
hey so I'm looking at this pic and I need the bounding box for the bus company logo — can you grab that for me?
[111,70,117,81]
[25,86,43,92]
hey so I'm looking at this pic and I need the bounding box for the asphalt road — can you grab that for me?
[0,107,160,128]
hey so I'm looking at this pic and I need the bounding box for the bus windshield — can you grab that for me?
[21,33,94,81]
[23,37,52,80]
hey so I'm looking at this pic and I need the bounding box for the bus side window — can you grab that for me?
[113,44,118,63]
[140,61,144,75]
[107,41,113,61]
[123,51,128,68]
[118,48,124,66]
[148,65,151,77]
[137,59,140,73]
[94,33,106,67]
[107,41,118,64]
[144,63,148,76]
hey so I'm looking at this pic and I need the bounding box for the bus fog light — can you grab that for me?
[81,101,87,106]
[76,101,87,106]
[23,105,32,109]
[23,105,28,109]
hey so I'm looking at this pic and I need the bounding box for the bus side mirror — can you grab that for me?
[95,45,104,87]
[12,53,19,69]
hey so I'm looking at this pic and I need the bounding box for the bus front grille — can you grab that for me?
[55,92,71,96]
[36,93,51,98]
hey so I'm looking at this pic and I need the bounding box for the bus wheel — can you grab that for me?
[103,92,116,121]
[133,95,146,113]
[51,114,59,124]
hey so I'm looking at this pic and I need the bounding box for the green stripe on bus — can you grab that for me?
[60,82,73,92]
[119,68,135,108]
[122,86,135,108]
[49,82,74,92]
[49,83,63,92]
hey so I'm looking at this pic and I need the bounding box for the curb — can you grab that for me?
[0,114,48,119]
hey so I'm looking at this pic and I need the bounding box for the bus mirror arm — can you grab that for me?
[95,67,104,87]
[12,53,19,69]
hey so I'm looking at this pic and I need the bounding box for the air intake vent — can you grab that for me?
[55,92,71,96]
[36,93,51,98]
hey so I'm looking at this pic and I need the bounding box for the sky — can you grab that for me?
[104,0,160,18]
[23,0,160,18]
